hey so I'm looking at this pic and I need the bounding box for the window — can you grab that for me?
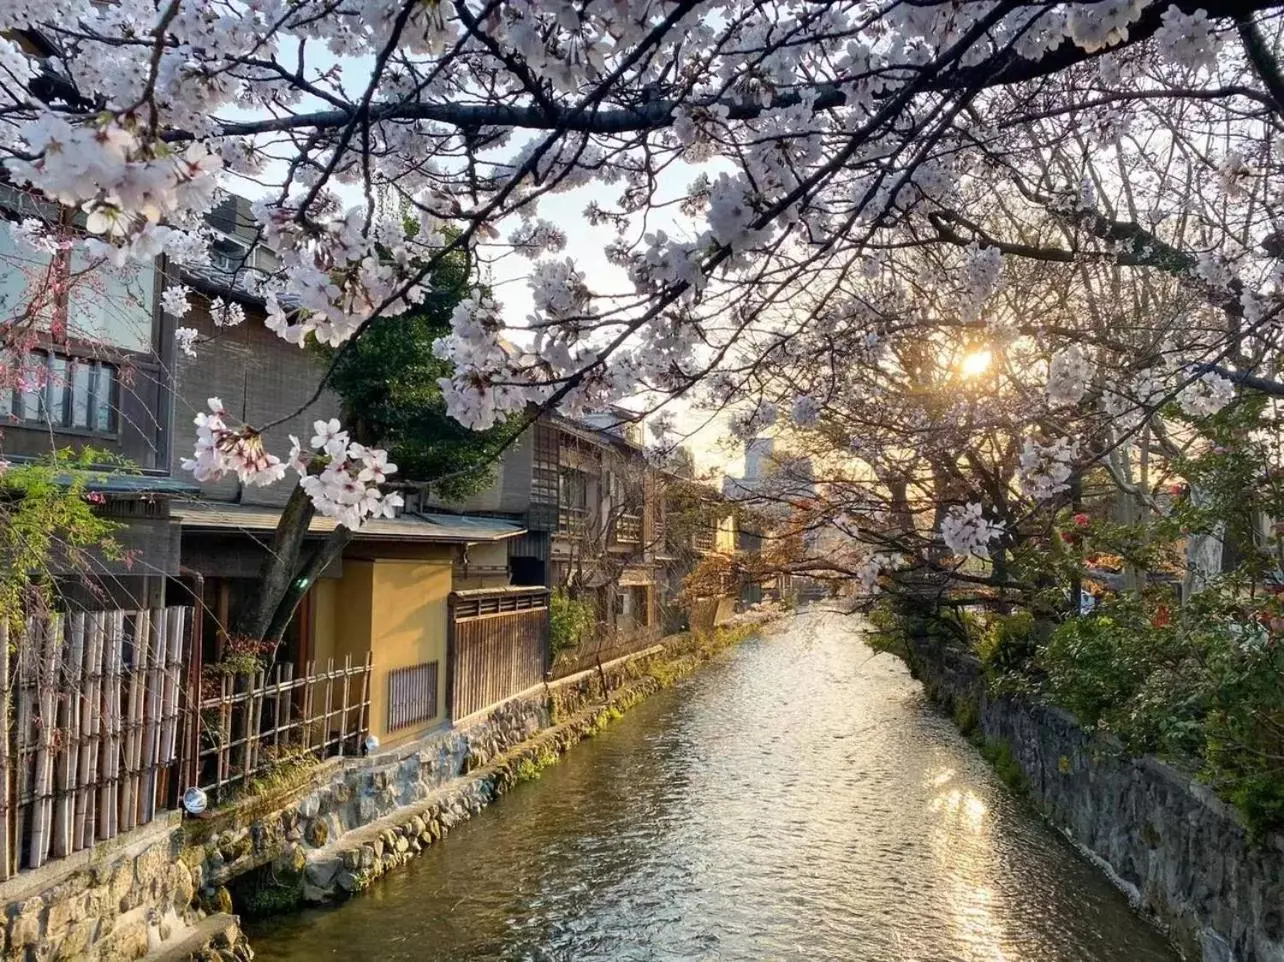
[559,467,588,510]
[0,221,155,354]
[5,350,118,434]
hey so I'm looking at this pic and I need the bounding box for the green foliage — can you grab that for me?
[1040,591,1284,835]
[952,695,979,737]
[549,591,596,657]
[513,745,559,783]
[974,611,1037,675]
[979,738,1027,794]
[0,449,124,621]
[319,250,519,500]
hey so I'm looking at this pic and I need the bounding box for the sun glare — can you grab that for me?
[959,349,993,379]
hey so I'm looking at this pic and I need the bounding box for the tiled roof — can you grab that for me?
[172,501,526,542]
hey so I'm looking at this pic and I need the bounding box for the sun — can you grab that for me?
[959,348,993,379]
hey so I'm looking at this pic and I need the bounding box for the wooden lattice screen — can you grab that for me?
[448,588,550,720]
[387,661,439,732]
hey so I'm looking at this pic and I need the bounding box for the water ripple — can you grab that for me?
[249,612,1179,962]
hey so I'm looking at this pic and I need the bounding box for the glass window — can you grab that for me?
[68,251,154,353]
[94,363,117,433]
[71,360,90,428]
[0,228,55,330]
[9,351,116,434]
[0,223,156,354]
[19,353,45,421]
[47,354,67,426]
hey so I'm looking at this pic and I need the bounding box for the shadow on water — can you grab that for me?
[247,611,1179,962]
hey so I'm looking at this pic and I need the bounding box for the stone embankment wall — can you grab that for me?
[904,633,1284,962]
[0,620,768,962]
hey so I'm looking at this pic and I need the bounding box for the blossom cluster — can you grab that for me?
[1019,437,1078,502]
[181,402,401,530]
[940,503,1006,560]
[296,421,403,530]
[1046,346,1093,407]
[182,398,285,488]
[1178,371,1237,419]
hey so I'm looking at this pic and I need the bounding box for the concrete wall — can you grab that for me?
[170,298,341,506]
[905,633,1284,962]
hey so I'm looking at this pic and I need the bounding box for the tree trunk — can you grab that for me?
[235,483,316,641]
[1183,483,1225,600]
[262,527,351,647]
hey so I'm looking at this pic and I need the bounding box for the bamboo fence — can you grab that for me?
[0,607,189,880]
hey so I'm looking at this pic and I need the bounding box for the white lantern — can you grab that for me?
[182,786,208,816]
[364,735,380,756]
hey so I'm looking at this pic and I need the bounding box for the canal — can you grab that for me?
[248,611,1178,962]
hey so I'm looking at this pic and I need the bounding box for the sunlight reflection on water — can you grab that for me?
[249,610,1178,962]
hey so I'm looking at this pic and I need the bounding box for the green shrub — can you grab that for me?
[1040,592,1284,835]
[975,611,1037,675]
[550,591,596,657]
[980,738,1027,794]
[952,695,979,737]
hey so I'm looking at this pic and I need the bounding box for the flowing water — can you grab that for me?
[248,611,1178,962]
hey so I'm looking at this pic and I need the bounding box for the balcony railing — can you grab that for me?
[614,513,643,545]
[558,506,590,538]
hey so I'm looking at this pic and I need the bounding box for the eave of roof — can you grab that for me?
[52,473,201,496]
[172,501,526,543]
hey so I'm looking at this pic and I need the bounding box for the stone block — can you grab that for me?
[305,856,342,890]
[305,818,329,848]
[95,916,149,961]
[8,897,45,951]
[52,918,97,961]
[335,870,360,893]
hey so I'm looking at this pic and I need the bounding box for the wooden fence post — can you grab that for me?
[0,620,10,881]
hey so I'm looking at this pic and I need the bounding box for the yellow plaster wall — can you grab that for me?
[369,559,452,744]
[310,561,375,670]
[307,558,452,746]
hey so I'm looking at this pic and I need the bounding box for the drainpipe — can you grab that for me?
[179,567,205,794]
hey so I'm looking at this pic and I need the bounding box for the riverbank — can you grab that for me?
[901,630,1284,962]
[185,616,770,959]
[0,618,773,962]
[271,620,768,908]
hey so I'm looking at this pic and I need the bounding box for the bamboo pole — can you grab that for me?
[216,673,232,800]
[281,663,294,750]
[99,610,124,842]
[118,614,144,833]
[158,607,184,806]
[141,610,164,825]
[12,618,35,872]
[337,655,350,757]
[29,613,64,869]
[0,621,11,881]
[271,664,284,757]
[321,659,334,755]
[77,612,104,851]
[357,653,372,749]
[51,613,85,859]
[242,667,264,784]
[301,661,314,753]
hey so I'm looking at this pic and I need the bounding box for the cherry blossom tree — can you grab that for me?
[2,0,1284,620]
